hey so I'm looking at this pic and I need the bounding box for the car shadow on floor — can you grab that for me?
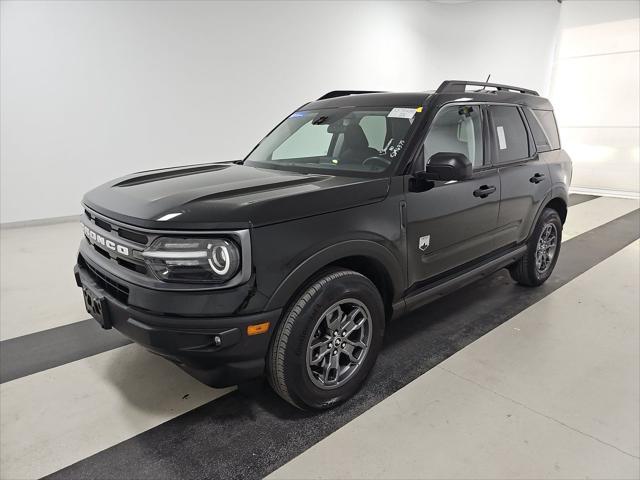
[101,344,233,415]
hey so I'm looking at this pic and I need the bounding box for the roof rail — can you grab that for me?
[317,90,383,100]
[435,80,539,96]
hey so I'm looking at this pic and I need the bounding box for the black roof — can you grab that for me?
[303,92,430,110]
[305,80,554,111]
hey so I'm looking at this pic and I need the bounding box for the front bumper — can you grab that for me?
[74,257,281,387]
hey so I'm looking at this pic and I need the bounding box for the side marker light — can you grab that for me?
[247,322,270,336]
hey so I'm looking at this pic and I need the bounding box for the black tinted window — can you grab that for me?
[490,105,529,163]
[532,109,560,150]
[523,108,552,152]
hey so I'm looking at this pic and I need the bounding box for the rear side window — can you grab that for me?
[523,108,552,152]
[527,109,560,151]
[489,105,529,163]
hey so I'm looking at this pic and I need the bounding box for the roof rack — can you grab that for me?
[435,80,539,96]
[317,90,383,100]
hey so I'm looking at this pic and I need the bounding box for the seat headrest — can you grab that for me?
[343,124,370,151]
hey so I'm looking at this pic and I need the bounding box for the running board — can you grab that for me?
[393,245,527,319]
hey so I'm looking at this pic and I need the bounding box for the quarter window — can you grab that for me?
[489,105,529,163]
[531,109,561,150]
[423,105,484,170]
[523,108,552,152]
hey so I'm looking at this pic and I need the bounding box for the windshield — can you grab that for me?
[244,106,421,176]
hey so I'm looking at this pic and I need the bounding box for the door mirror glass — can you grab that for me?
[424,152,472,181]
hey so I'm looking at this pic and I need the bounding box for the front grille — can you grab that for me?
[79,254,130,303]
[116,257,147,274]
[85,209,149,246]
[94,217,112,232]
[83,208,155,280]
[93,244,111,260]
[118,228,148,245]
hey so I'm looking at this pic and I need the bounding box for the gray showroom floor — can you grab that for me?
[1,195,639,480]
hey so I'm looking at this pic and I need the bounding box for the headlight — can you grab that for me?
[142,237,240,283]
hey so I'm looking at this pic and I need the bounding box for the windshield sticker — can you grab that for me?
[416,106,423,113]
[388,108,417,120]
[497,126,507,150]
[290,111,307,118]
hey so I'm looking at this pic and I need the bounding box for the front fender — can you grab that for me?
[264,239,404,312]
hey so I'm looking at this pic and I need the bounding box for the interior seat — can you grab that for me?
[339,124,379,164]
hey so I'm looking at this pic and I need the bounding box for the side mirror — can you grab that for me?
[424,152,472,182]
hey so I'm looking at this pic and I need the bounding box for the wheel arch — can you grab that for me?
[264,240,404,321]
[545,196,568,224]
[527,186,568,241]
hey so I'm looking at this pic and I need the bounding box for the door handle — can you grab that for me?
[473,185,497,198]
[530,173,546,184]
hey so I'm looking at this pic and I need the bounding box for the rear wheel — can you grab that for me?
[509,208,562,286]
[267,269,385,410]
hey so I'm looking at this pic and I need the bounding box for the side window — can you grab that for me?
[531,109,560,150]
[489,105,529,163]
[359,115,387,151]
[523,108,552,152]
[423,105,484,170]
[272,122,331,160]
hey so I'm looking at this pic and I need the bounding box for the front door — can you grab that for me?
[405,104,500,288]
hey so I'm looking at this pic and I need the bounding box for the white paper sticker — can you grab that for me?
[496,126,507,150]
[387,108,416,120]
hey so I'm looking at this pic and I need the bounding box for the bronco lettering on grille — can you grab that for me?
[83,224,130,256]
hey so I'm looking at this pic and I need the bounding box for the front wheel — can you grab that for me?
[267,269,385,410]
[509,208,562,286]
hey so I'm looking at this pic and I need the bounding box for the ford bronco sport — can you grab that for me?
[74,80,572,409]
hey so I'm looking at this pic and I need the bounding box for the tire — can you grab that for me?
[509,208,563,287]
[267,268,385,410]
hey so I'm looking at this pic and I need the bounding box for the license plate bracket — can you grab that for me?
[82,285,112,329]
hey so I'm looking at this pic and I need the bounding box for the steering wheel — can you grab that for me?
[362,156,391,170]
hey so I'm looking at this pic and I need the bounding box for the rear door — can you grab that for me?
[405,103,500,287]
[488,105,550,247]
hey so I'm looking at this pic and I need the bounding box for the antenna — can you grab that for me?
[475,74,491,93]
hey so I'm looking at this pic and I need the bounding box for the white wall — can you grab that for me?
[1,0,561,223]
[549,0,640,197]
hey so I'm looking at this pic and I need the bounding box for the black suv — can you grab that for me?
[75,80,572,409]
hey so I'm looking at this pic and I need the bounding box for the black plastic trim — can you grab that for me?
[404,244,527,312]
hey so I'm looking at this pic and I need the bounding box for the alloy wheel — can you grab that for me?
[306,299,373,390]
[535,223,558,274]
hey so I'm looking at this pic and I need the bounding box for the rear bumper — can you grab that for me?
[74,261,281,387]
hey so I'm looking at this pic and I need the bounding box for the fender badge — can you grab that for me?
[419,235,430,251]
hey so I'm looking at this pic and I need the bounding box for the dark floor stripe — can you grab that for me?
[0,320,131,383]
[0,195,601,385]
[568,193,599,206]
[45,209,640,480]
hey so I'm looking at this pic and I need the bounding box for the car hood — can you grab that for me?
[83,162,390,230]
